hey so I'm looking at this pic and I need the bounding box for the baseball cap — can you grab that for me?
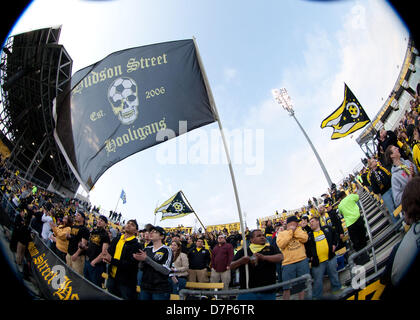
[127,219,139,230]
[286,215,299,224]
[150,225,166,237]
[78,211,86,220]
[99,215,108,224]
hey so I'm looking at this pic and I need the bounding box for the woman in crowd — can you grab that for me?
[51,215,73,262]
[385,144,418,207]
[11,209,33,270]
[381,176,420,300]
[169,239,189,294]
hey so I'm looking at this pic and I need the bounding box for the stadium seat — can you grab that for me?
[335,247,347,256]
[185,282,225,290]
[184,281,225,299]
[393,205,402,218]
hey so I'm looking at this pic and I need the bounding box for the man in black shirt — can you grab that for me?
[84,215,110,287]
[29,203,43,236]
[134,226,173,300]
[103,219,141,300]
[376,129,404,164]
[324,203,346,250]
[230,229,283,300]
[66,211,90,276]
[321,193,333,207]
[264,220,275,245]
[299,215,312,234]
[367,158,396,221]
[187,238,211,282]
[329,183,339,206]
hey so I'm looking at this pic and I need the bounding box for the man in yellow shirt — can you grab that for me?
[411,126,420,173]
[307,216,342,299]
[276,215,309,300]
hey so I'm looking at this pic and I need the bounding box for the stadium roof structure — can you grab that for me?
[0,26,79,194]
[355,36,418,158]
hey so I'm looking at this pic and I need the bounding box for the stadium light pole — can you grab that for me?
[271,88,333,188]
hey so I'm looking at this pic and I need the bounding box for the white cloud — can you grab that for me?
[154,173,174,200]
[223,67,238,82]
[238,0,408,217]
[331,0,408,118]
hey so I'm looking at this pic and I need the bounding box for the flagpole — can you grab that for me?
[114,196,120,217]
[154,200,159,225]
[181,191,206,232]
[291,112,333,187]
[272,88,333,187]
[192,37,250,288]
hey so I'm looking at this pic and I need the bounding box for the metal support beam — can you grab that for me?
[24,136,49,181]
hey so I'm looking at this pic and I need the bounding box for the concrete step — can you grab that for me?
[367,213,387,228]
[370,219,390,238]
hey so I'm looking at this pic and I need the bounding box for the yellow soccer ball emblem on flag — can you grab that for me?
[173,202,184,212]
[346,102,360,118]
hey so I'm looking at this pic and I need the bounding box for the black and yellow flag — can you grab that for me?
[321,83,370,139]
[154,191,194,221]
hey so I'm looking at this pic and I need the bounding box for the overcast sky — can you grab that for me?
[8,0,409,230]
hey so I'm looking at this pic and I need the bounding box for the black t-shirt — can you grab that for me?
[233,244,281,293]
[86,227,110,263]
[264,225,275,236]
[67,224,90,255]
[369,167,392,195]
[141,245,173,293]
[378,131,398,153]
[30,210,44,236]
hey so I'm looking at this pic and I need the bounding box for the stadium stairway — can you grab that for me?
[335,187,404,292]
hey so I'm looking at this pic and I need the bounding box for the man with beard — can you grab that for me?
[84,215,110,287]
[103,219,141,300]
[367,158,396,222]
[230,229,283,300]
[66,211,90,276]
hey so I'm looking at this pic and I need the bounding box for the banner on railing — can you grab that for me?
[206,222,241,233]
[343,278,386,300]
[27,233,119,300]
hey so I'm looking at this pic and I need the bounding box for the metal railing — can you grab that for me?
[179,273,313,300]
[338,182,403,291]
[348,216,402,271]
[335,266,387,300]
[357,187,379,273]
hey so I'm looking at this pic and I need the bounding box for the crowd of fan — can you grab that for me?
[356,92,420,217]
[0,89,419,301]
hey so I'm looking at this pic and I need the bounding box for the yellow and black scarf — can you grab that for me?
[249,241,270,254]
[110,234,136,278]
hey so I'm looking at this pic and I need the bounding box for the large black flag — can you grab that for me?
[320,83,370,140]
[54,39,216,191]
